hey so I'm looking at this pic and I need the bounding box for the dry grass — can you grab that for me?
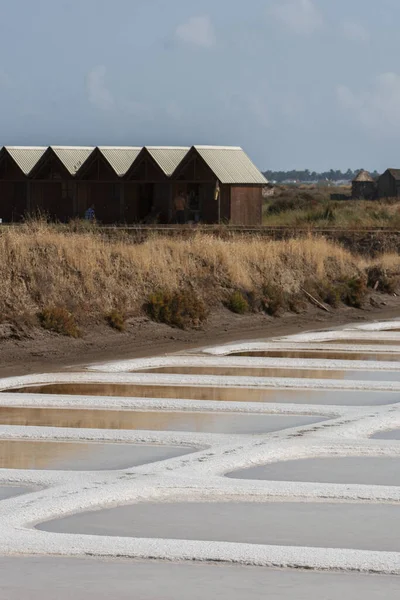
[0,221,398,332]
[264,187,400,229]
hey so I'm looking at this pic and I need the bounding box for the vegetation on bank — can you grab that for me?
[0,221,399,336]
[263,186,400,229]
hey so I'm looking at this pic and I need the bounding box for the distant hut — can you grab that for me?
[352,170,376,200]
[377,169,400,199]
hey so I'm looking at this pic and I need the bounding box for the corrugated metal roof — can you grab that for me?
[98,147,142,177]
[193,146,268,185]
[4,146,47,176]
[146,147,190,176]
[50,146,95,176]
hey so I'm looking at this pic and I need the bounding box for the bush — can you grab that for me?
[261,284,286,316]
[341,276,367,308]
[227,291,249,314]
[145,289,208,329]
[106,309,126,332]
[38,306,80,337]
[367,266,399,294]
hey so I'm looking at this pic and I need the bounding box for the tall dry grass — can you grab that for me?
[0,221,397,328]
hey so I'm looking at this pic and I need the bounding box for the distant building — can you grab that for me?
[377,169,400,199]
[351,170,376,200]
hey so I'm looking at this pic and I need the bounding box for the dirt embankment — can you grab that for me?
[1,222,400,377]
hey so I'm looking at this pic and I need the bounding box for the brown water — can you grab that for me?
[38,501,400,552]
[320,339,400,346]
[233,350,400,361]
[0,408,326,434]
[0,440,194,471]
[1,557,399,600]
[227,456,400,486]
[5,384,400,405]
[0,486,34,500]
[137,366,400,381]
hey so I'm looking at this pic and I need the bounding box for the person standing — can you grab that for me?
[85,204,96,222]
[174,191,186,224]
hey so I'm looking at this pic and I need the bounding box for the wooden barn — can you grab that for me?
[29,146,94,221]
[0,145,267,225]
[124,147,189,223]
[76,147,141,223]
[0,147,46,222]
[377,169,400,199]
[172,146,267,225]
[351,170,376,200]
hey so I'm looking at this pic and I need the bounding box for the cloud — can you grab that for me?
[269,0,323,34]
[86,66,115,111]
[341,21,370,43]
[337,73,400,136]
[175,16,216,48]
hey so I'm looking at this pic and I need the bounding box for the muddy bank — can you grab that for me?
[0,292,399,379]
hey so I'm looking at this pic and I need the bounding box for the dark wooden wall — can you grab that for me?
[378,171,398,198]
[230,185,262,225]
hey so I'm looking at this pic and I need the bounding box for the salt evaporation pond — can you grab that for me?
[136,365,400,382]
[0,557,398,600]
[0,486,35,500]
[372,429,400,441]
[232,350,400,361]
[39,501,400,552]
[0,440,195,471]
[0,407,326,434]
[227,456,400,486]
[6,383,400,406]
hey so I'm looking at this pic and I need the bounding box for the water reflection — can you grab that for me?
[39,501,400,552]
[233,350,400,361]
[6,384,399,406]
[0,440,194,471]
[0,408,326,433]
[137,366,400,382]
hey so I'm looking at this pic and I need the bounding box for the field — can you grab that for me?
[263,185,400,229]
[1,220,400,336]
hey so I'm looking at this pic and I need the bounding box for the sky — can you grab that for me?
[0,0,399,172]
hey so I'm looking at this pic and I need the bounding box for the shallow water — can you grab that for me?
[138,366,400,382]
[0,441,194,471]
[6,384,400,406]
[372,429,400,441]
[318,339,400,346]
[0,408,326,434]
[0,557,398,600]
[227,456,400,486]
[0,486,34,500]
[232,350,400,361]
[39,501,400,552]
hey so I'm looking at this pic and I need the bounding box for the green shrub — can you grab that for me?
[227,291,249,314]
[261,284,286,316]
[145,289,208,329]
[341,276,367,308]
[106,309,126,332]
[38,306,80,337]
